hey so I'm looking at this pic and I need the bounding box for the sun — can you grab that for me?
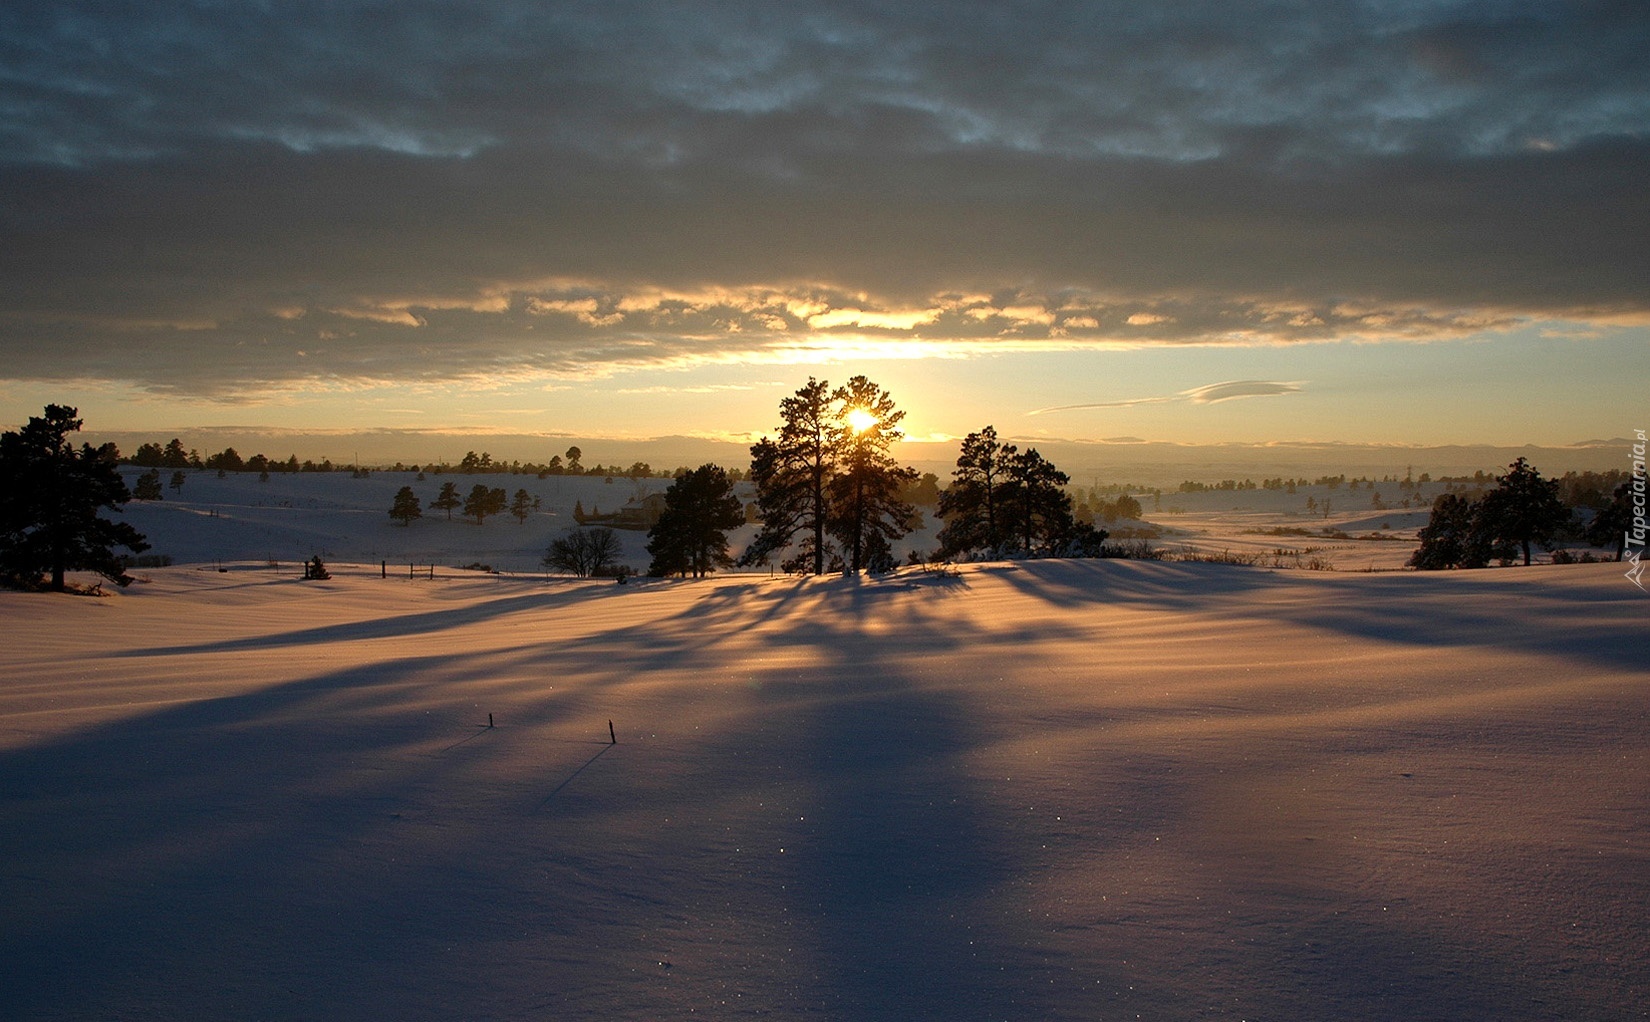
[844,407,879,434]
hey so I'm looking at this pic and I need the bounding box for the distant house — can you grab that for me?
[576,492,668,530]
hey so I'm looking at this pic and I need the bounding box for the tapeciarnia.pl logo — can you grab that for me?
[1628,429,1647,592]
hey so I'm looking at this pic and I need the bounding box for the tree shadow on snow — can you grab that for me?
[987,559,1645,675]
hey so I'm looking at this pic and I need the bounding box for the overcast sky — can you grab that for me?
[2,1,1646,448]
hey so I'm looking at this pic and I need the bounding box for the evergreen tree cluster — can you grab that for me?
[130,439,315,475]
[0,406,149,590]
[388,482,533,526]
[646,464,744,578]
[935,425,1105,560]
[1410,458,1571,569]
[740,376,919,575]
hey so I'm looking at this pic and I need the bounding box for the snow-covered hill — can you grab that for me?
[2,558,1644,1019]
[115,468,735,573]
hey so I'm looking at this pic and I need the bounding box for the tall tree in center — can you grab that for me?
[828,375,917,573]
[936,425,1014,558]
[742,378,837,574]
[742,376,918,574]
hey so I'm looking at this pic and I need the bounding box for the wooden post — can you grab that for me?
[488,713,494,728]
[381,560,386,578]
[609,720,617,745]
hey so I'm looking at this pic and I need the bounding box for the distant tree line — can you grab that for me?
[129,440,327,475]
[123,438,741,483]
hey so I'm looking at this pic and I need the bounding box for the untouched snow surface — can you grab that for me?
[2,557,1645,1020]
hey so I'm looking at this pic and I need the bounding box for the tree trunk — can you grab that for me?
[852,473,864,572]
[812,466,827,575]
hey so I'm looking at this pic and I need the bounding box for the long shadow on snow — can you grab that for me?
[572,573,1084,1018]
[8,570,1629,1020]
[0,572,1056,1021]
[991,559,1645,674]
[0,649,619,1021]
[107,582,632,658]
[423,572,1098,1016]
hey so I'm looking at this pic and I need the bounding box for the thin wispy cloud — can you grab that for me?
[1029,381,1305,416]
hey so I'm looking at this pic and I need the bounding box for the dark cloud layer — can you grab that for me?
[2,1,1646,394]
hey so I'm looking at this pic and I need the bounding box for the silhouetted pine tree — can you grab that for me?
[388,486,422,526]
[936,426,1015,558]
[0,405,149,590]
[646,464,744,577]
[1585,481,1634,561]
[509,488,533,525]
[132,469,164,501]
[1000,447,1078,556]
[463,484,507,524]
[430,481,461,520]
[741,378,837,574]
[1479,458,1569,566]
[161,438,190,469]
[827,376,917,573]
[1410,493,1487,569]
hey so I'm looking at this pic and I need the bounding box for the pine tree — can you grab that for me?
[1585,481,1633,561]
[827,376,917,573]
[430,481,461,520]
[741,378,837,574]
[389,485,422,526]
[509,488,533,525]
[161,438,190,469]
[646,464,744,577]
[132,469,164,501]
[936,426,1015,558]
[998,448,1064,555]
[1410,477,1564,570]
[132,442,165,467]
[1479,458,1570,566]
[463,484,507,524]
[0,405,149,590]
[1410,493,1491,569]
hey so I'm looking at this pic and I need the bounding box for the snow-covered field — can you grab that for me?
[109,468,689,575]
[3,544,1645,1019]
[106,467,1453,574]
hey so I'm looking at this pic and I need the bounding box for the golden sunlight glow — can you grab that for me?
[845,407,879,433]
